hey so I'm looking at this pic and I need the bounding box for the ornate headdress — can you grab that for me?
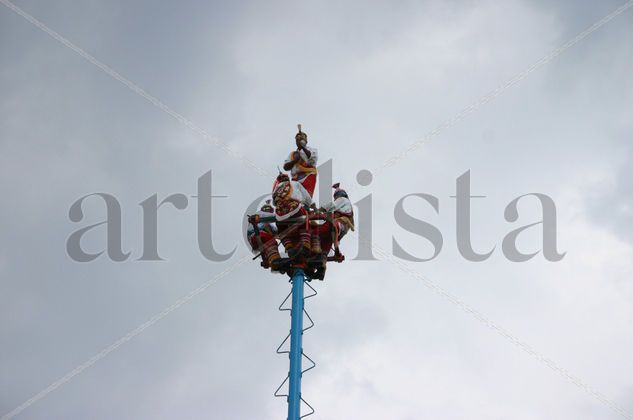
[276,170,290,183]
[260,199,274,213]
[332,183,348,199]
[295,123,307,141]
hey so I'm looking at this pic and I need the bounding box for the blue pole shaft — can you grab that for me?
[287,269,305,420]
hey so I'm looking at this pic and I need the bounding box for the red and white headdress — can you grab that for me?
[332,183,348,199]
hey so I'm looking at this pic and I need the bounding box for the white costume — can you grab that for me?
[323,196,353,215]
[284,146,318,183]
[325,184,355,240]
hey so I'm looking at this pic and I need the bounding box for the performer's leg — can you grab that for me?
[260,232,281,269]
[299,229,311,254]
[311,229,322,255]
[336,221,350,241]
[277,223,294,255]
[248,235,260,253]
[331,221,341,257]
[316,223,330,253]
[278,221,303,259]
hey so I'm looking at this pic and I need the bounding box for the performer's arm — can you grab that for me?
[306,147,317,166]
[257,215,277,223]
[283,152,300,170]
[300,145,312,159]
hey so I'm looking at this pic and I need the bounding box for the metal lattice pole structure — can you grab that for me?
[287,268,305,420]
[275,267,316,419]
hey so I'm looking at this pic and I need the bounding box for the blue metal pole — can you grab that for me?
[287,268,305,420]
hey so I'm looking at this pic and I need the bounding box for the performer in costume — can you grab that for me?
[272,172,314,258]
[322,183,354,257]
[247,200,281,270]
[283,124,318,197]
[307,183,354,280]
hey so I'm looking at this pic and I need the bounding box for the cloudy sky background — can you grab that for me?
[1,0,632,419]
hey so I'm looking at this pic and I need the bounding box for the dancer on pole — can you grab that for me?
[283,124,318,198]
[247,200,282,271]
[272,172,314,259]
[322,182,355,258]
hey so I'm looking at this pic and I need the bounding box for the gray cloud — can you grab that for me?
[1,0,632,419]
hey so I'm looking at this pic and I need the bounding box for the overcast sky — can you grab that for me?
[1,0,632,419]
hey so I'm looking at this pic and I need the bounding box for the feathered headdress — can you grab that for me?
[295,123,307,141]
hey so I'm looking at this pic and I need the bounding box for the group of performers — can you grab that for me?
[246,125,354,280]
